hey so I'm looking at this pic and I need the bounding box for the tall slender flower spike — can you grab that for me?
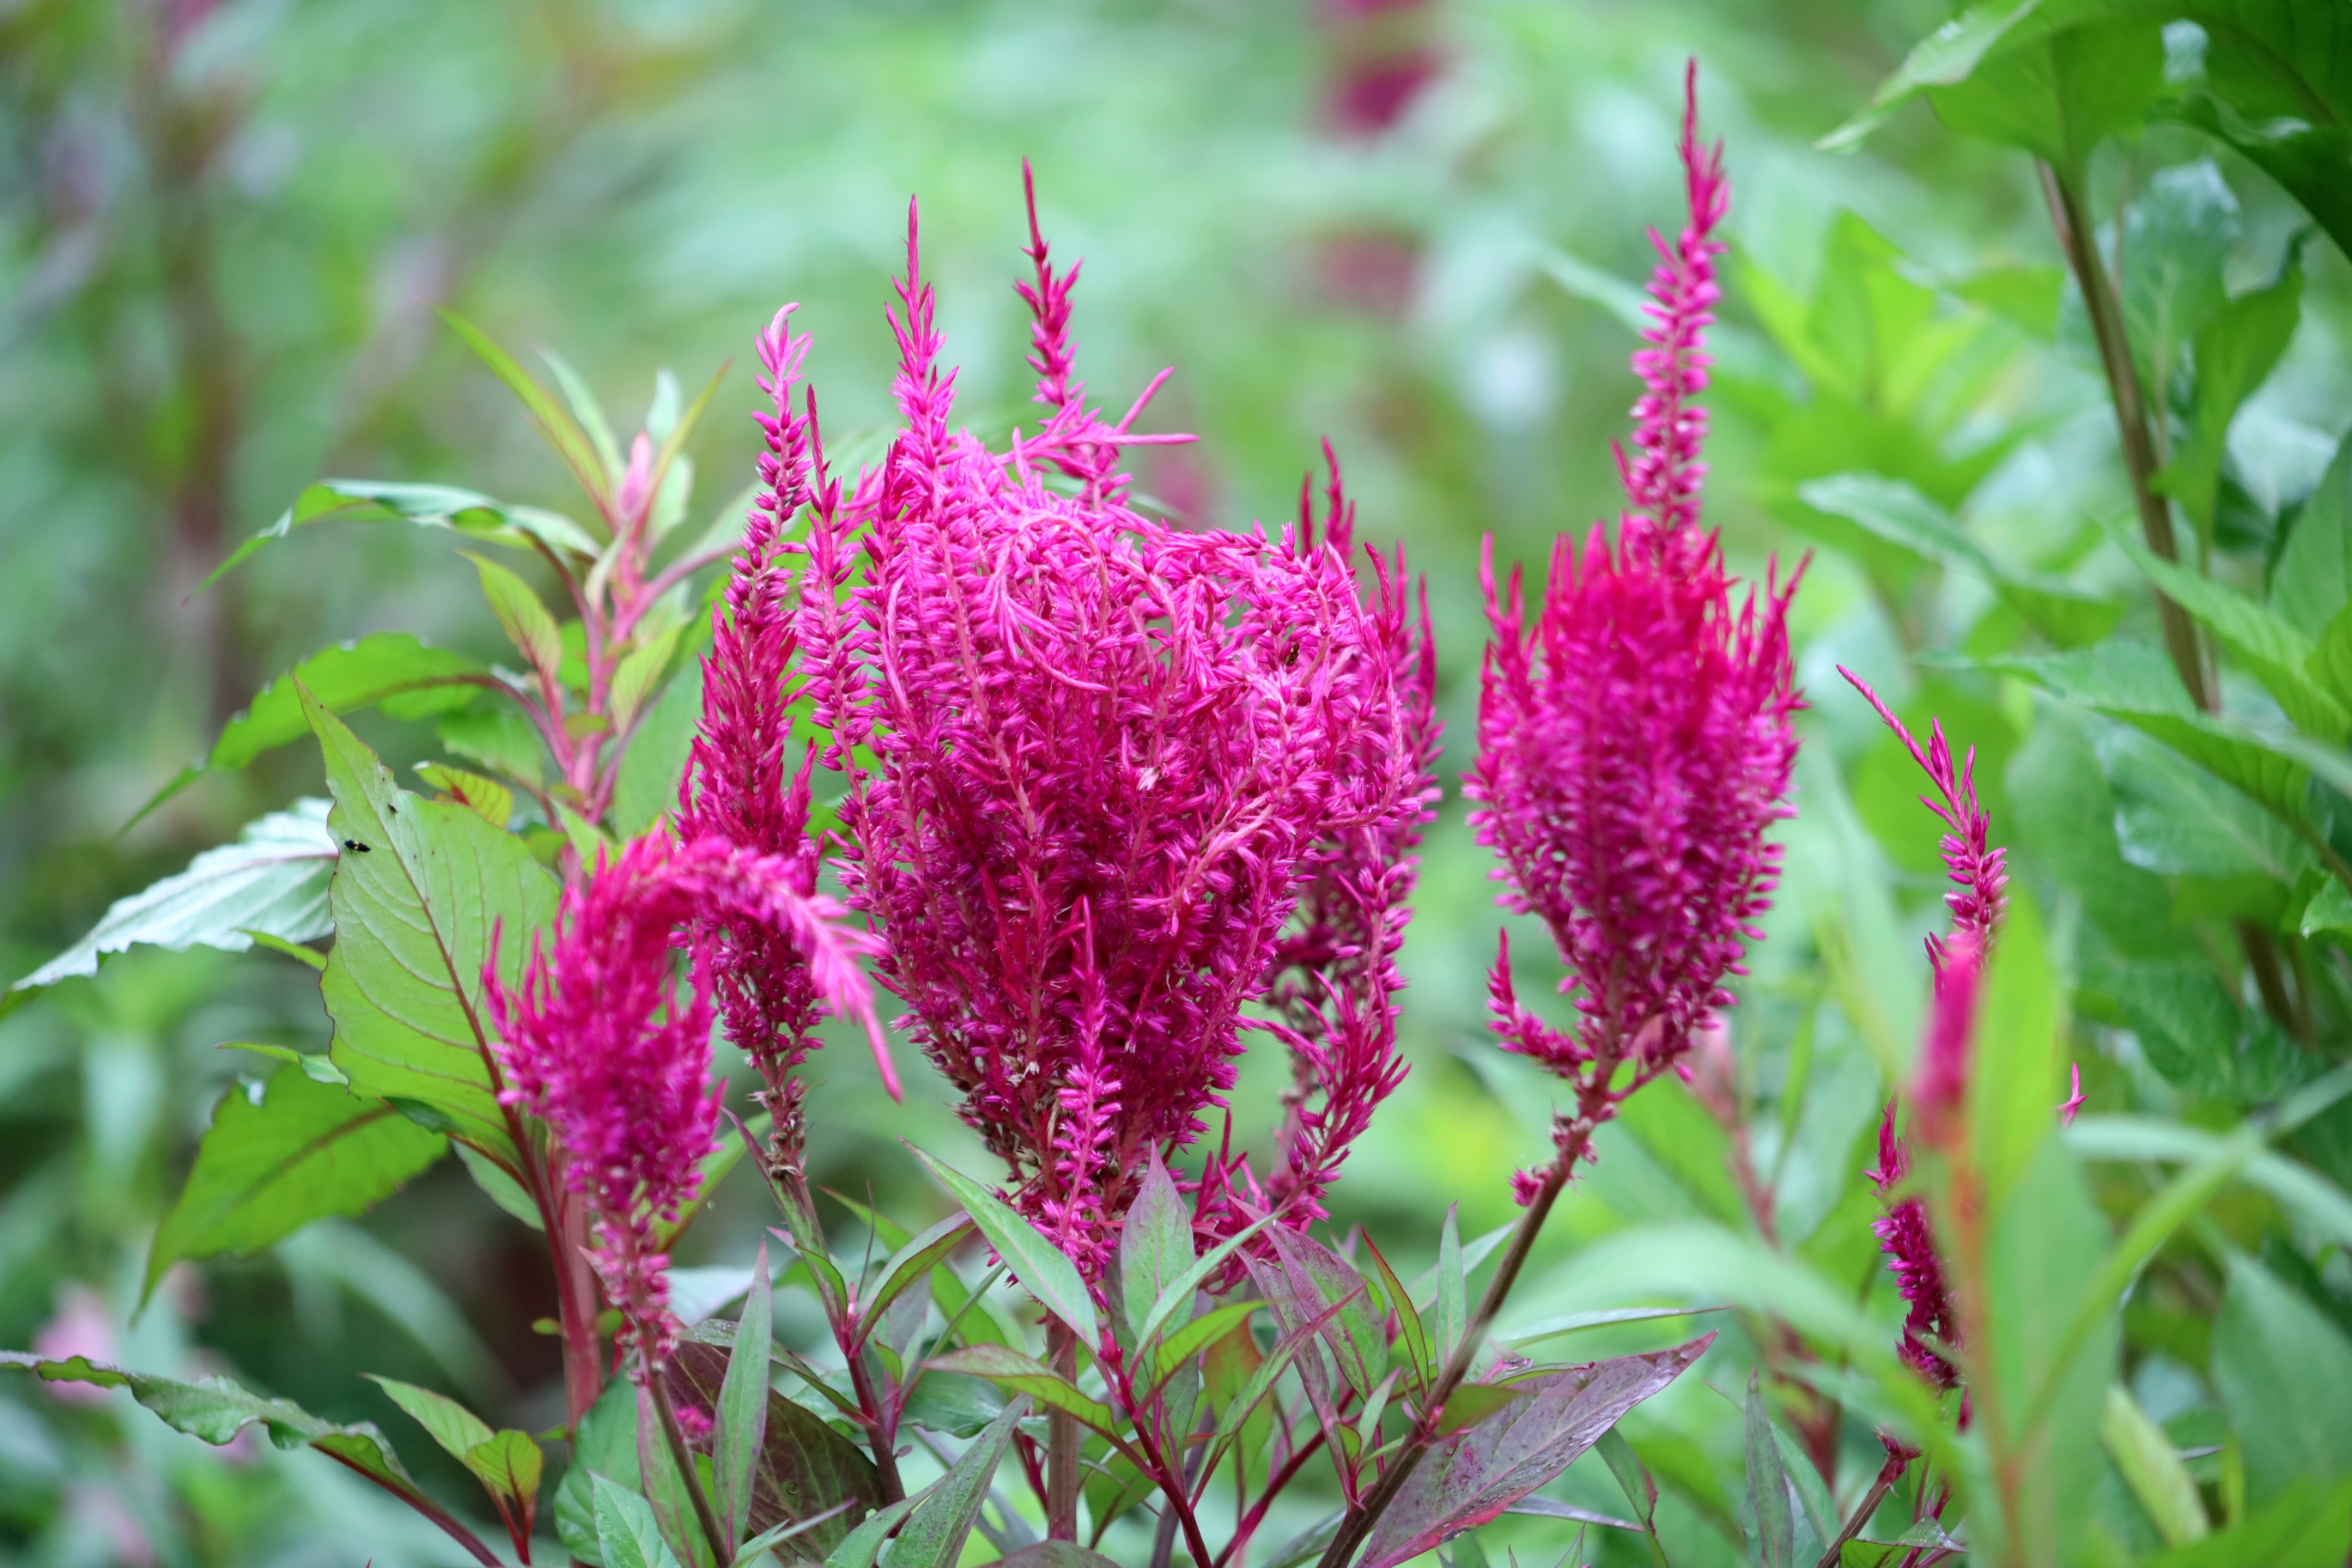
[793,181,1425,1279]
[1864,1096,1963,1392]
[1469,65,1801,1199]
[681,305,900,1236]
[1249,446,1440,1229]
[485,831,881,1370]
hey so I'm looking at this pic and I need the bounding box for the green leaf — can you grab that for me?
[224,1041,344,1081]
[147,1067,445,1298]
[15,800,337,996]
[558,1377,643,1564]
[439,706,546,789]
[1265,1227,1386,1398]
[2280,428,2352,636]
[634,1378,714,1568]
[1131,1210,1277,1353]
[1927,16,2163,177]
[885,1395,1028,1568]
[453,1140,544,1230]
[1434,1381,1528,1437]
[1742,1370,1796,1568]
[994,1544,1122,1568]
[304,684,561,1168]
[467,1427,544,1504]
[207,477,602,589]
[2093,717,2310,884]
[594,1474,688,1568]
[823,1497,915,1568]
[614,659,703,837]
[364,1373,493,1463]
[612,622,684,737]
[715,1245,773,1543]
[1970,889,2063,1210]
[2156,242,2306,541]
[1434,1204,1466,1371]
[2212,1252,2352,1506]
[1502,1305,1724,1346]
[2119,160,2240,395]
[416,763,515,830]
[2107,530,2347,741]
[2141,1477,2352,1568]
[1817,2,2045,151]
[648,362,727,515]
[1146,1300,1258,1396]
[1116,1154,1194,1347]
[2101,1383,2209,1547]
[442,311,614,508]
[0,1352,496,1563]
[926,1345,1118,1437]
[460,550,563,684]
[908,1149,1099,1348]
[1799,473,2122,646]
[1364,1237,1428,1393]
[540,347,627,485]
[665,1333,880,1557]
[854,1212,973,1347]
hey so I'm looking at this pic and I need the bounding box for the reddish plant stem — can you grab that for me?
[1813,1446,1911,1568]
[1047,1322,1080,1541]
[842,1338,908,1504]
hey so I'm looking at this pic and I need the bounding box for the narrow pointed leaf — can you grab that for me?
[665,1334,880,1555]
[1118,1155,1195,1346]
[442,311,612,506]
[822,1496,915,1568]
[1364,1236,1429,1393]
[1146,1301,1260,1396]
[926,1345,1119,1438]
[909,1150,1099,1348]
[853,1212,975,1346]
[1352,1334,1714,1568]
[885,1395,1028,1568]
[716,1245,774,1542]
[1133,1211,1278,1352]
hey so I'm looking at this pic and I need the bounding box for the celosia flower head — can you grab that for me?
[681,303,898,1122]
[487,831,881,1368]
[1865,1104,1960,1391]
[793,176,1425,1274]
[1470,67,1801,1087]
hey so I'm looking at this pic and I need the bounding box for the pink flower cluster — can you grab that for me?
[787,181,1429,1275]
[1469,68,1801,1182]
[485,832,878,1369]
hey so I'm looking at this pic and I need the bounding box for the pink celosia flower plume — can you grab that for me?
[679,303,901,1233]
[1468,65,1801,1201]
[1248,446,1440,1230]
[1864,1097,1962,1392]
[791,181,1426,1279]
[485,832,882,1370]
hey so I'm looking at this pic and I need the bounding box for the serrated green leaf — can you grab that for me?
[147,1067,444,1298]
[2,1352,497,1563]
[304,684,560,1168]
[885,1395,1027,1568]
[207,477,602,590]
[909,1150,1098,1348]
[15,800,337,995]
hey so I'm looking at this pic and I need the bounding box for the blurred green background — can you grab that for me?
[5,0,2349,1564]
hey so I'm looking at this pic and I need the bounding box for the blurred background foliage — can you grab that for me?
[3,0,2350,1564]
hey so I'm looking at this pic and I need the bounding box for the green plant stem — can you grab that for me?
[649,1369,733,1565]
[2039,161,2313,1040]
[2038,162,2209,710]
[1046,1322,1080,1541]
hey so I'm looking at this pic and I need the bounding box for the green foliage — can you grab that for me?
[147,1064,445,1296]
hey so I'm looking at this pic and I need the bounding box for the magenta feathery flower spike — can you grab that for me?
[1245,445,1441,1230]
[1616,58,1729,541]
[792,182,1422,1279]
[680,305,901,1105]
[486,831,884,1371]
[1468,67,1801,1200]
[1836,667,2007,970]
[1864,1095,1963,1392]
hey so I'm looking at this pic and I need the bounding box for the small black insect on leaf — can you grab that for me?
[343,839,372,854]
